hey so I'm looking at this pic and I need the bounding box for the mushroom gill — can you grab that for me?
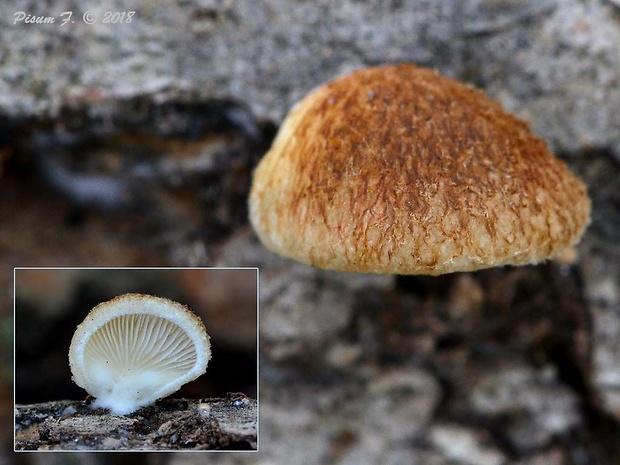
[69,293,211,415]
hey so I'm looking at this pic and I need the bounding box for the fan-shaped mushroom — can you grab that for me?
[249,64,590,275]
[69,293,211,415]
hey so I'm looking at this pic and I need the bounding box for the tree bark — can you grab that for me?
[14,394,257,451]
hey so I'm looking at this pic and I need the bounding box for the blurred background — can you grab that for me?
[2,0,620,464]
[14,268,258,406]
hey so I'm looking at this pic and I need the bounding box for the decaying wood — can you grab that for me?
[14,394,257,451]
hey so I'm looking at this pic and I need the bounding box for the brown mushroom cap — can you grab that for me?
[249,64,590,275]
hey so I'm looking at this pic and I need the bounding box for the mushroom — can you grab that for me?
[69,293,211,415]
[249,64,590,275]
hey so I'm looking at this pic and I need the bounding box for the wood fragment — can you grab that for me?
[14,395,257,451]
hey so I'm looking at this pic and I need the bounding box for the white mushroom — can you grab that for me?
[69,293,211,415]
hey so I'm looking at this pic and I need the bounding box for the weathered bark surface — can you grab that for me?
[3,1,620,464]
[14,395,257,451]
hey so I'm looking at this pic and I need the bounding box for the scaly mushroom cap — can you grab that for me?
[249,64,591,275]
[69,293,211,415]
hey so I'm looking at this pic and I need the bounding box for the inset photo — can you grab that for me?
[14,267,258,451]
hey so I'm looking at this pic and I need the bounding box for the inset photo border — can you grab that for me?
[14,267,258,452]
